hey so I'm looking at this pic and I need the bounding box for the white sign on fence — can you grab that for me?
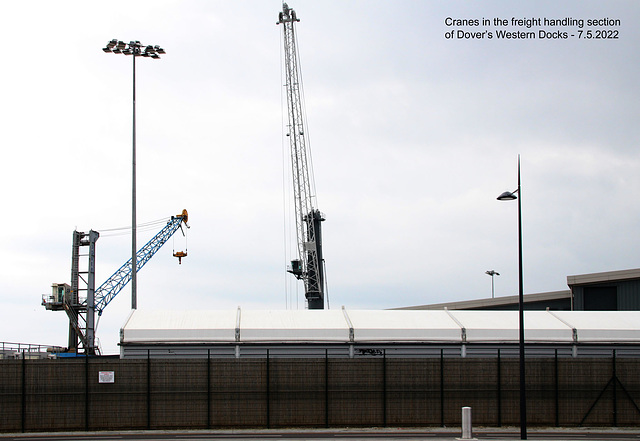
[98,371,115,383]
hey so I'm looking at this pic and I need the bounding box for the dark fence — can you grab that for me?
[1,352,639,432]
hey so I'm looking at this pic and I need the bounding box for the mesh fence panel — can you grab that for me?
[1,354,639,432]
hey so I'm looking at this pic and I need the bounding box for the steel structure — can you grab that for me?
[278,3,326,309]
[43,210,189,355]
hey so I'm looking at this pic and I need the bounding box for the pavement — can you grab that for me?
[1,427,640,441]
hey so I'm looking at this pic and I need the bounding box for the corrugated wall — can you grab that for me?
[573,279,640,310]
[1,355,639,432]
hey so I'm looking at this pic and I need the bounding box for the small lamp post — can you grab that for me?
[485,270,500,298]
[102,40,165,310]
[497,154,527,440]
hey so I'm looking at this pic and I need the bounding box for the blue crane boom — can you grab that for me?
[95,209,189,315]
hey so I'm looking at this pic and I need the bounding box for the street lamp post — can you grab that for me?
[497,155,527,440]
[485,270,500,298]
[102,40,165,310]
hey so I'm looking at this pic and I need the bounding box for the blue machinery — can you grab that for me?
[43,210,189,355]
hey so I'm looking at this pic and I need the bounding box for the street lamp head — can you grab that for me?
[486,270,500,276]
[497,190,517,201]
[103,40,163,58]
[102,39,118,52]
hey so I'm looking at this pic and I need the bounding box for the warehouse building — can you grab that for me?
[394,268,640,311]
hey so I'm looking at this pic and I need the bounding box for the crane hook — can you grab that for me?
[173,250,187,264]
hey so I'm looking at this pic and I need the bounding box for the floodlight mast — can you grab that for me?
[277,4,326,309]
[102,40,165,311]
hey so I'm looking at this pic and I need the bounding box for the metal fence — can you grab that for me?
[1,351,639,432]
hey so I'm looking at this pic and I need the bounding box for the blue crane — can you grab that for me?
[44,209,189,354]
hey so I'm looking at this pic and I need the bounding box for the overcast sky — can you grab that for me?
[1,1,638,355]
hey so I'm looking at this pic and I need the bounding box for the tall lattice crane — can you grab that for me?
[278,3,326,309]
[43,210,189,354]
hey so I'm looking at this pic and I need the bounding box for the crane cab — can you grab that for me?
[288,259,303,277]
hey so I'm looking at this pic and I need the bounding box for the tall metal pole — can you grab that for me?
[517,156,527,440]
[103,39,164,311]
[491,274,495,298]
[496,155,526,439]
[485,270,499,298]
[131,45,137,310]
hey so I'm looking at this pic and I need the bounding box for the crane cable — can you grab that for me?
[280,24,297,310]
[95,217,171,238]
[172,223,188,255]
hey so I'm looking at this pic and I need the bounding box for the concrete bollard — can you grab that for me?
[461,406,473,439]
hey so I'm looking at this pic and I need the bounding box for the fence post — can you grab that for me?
[207,349,211,429]
[266,349,270,429]
[325,349,329,428]
[147,350,151,429]
[85,354,89,431]
[497,349,501,427]
[440,349,445,427]
[613,350,617,427]
[382,350,387,427]
[555,349,559,427]
[21,351,26,433]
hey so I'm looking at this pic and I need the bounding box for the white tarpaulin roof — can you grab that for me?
[120,308,640,345]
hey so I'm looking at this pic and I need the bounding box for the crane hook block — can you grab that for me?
[173,251,187,264]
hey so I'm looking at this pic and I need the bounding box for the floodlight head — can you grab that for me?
[156,46,165,54]
[497,191,517,201]
[102,47,112,53]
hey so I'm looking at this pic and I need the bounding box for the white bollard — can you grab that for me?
[461,406,473,440]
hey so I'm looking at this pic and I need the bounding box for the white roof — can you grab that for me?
[120,309,640,345]
[550,311,640,342]
[346,310,461,342]
[239,310,348,342]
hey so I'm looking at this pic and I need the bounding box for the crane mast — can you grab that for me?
[278,3,325,309]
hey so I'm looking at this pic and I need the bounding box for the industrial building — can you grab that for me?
[393,268,640,312]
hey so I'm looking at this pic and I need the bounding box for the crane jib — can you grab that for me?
[94,214,187,314]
